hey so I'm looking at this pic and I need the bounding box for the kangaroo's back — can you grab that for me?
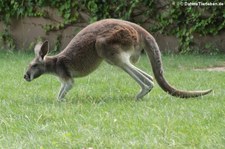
[57,20,111,77]
[57,19,140,77]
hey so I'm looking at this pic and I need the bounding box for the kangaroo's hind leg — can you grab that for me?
[130,54,154,82]
[96,43,154,99]
[136,68,154,82]
[121,63,154,99]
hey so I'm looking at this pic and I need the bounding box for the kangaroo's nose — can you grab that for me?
[24,73,31,82]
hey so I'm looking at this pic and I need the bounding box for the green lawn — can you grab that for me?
[0,51,224,148]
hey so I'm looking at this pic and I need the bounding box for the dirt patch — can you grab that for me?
[195,66,225,72]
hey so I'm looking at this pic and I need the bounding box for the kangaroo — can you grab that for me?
[24,19,212,100]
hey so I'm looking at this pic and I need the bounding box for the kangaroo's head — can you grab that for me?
[24,41,49,82]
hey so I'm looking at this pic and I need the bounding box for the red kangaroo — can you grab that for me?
[24,19,212,100]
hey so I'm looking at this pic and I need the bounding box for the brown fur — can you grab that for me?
[24,19,212,100]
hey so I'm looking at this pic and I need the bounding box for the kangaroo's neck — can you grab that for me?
[44,56,57,74]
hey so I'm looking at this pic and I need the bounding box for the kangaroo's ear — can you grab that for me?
[34,40,49,60]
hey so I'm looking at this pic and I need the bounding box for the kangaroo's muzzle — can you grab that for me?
[24,73,31,82]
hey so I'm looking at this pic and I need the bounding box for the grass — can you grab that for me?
[0,51,224,148]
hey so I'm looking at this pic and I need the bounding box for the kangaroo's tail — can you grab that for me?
[143,33,212,98]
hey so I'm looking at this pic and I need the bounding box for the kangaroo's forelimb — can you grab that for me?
[58,79,74,101]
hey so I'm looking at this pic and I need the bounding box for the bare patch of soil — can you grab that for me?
[195,66,225,72]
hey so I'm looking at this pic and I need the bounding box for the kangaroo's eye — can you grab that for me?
[32,64,38,68]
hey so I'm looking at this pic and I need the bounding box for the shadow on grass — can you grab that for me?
[23,95,56,105]
[66,93,137,105]
[24,94,136,106]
